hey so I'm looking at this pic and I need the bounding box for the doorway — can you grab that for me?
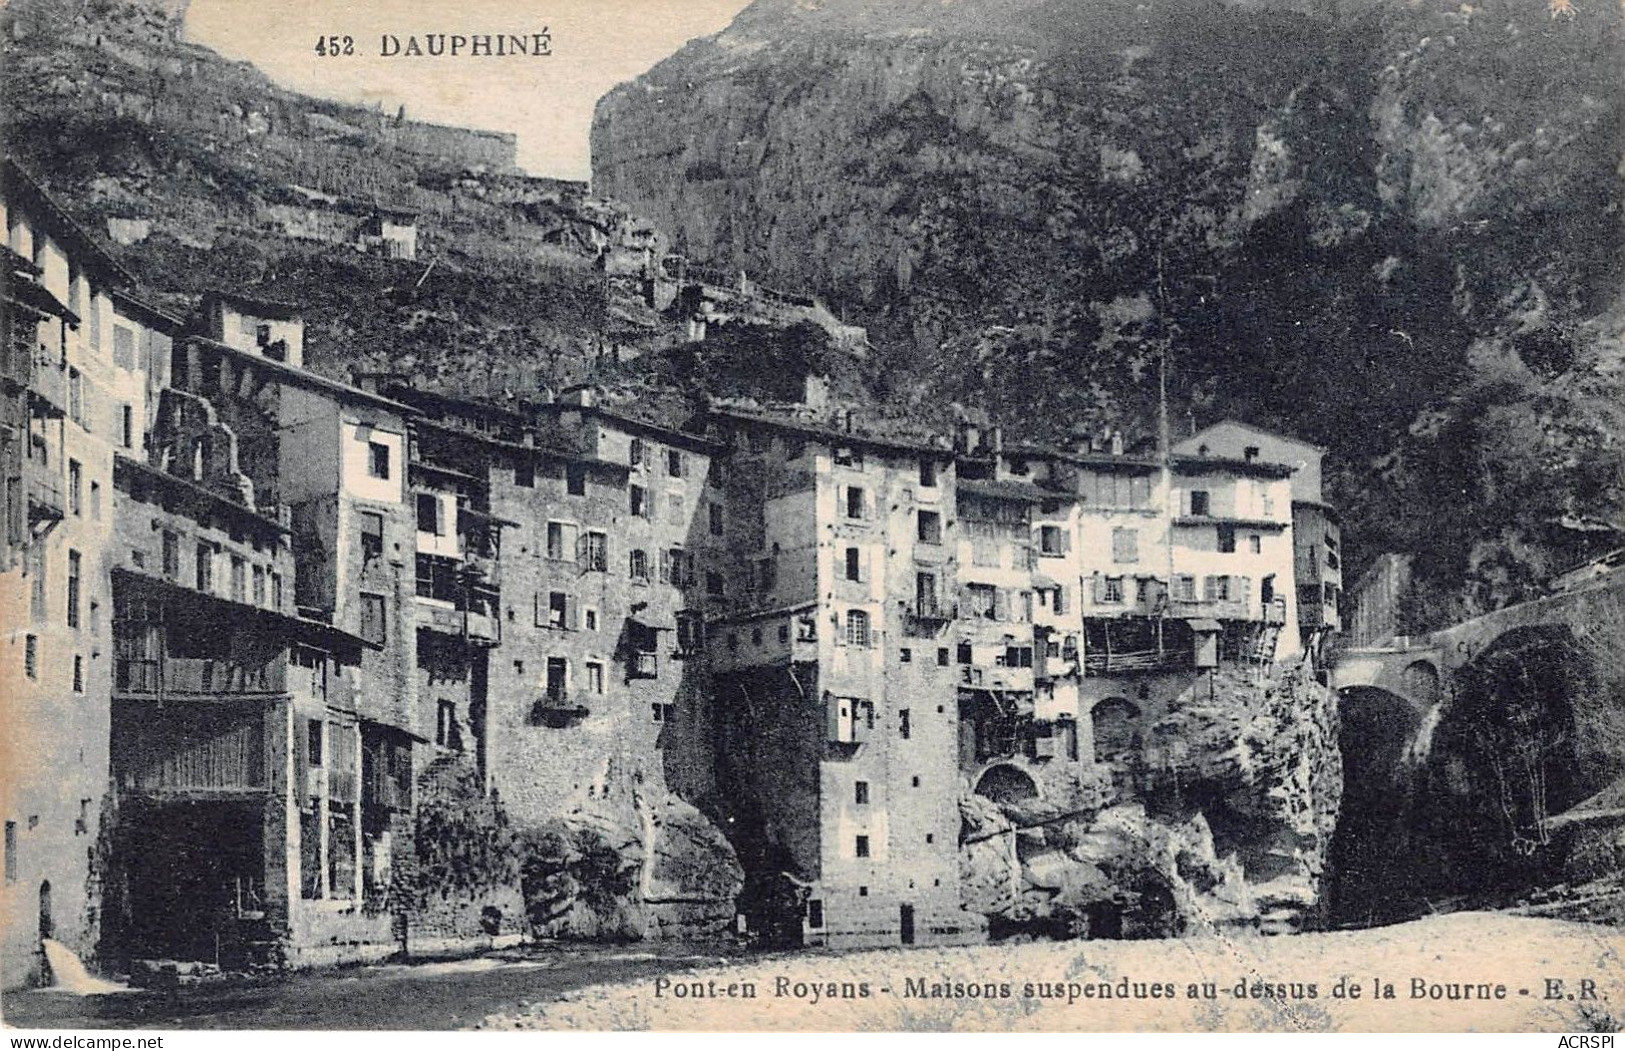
[899,903,915,945]
[38,880,53,941]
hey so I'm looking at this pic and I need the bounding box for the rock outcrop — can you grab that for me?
[961,660,1341,938]
[519,791,744,942]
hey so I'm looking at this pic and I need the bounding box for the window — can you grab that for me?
[514,461,535,488]
[253,565,266,606]
[807,899,823,929]
[1250,534,1262,555]
[629,484,648,518]
[1218,524,1237,554]
[271,572,284,611]
[845,610,871,647]
[545,657,568,703]
[436,700,458,748]
[368,441,391,480]
[1204,575,1231,602]
[676,610,705,655]
[629,549,650,581]
[359,511,384,560]
[89,481,100,520]
[541,592,577,630]
[958,642,972,665]
[667,449,685,477]
[67,549,81,628]
[151,531,173,579]
[121,405,133,449]
[4,821,15,883]
[230,556,247,602]
[1175,575,1197,601]
[359,593,387,644]
[937,647,949,667]
[585,608,599,632]
[847,486,867,520]
[855,835,870,859]
[1039,524,1067,556]
[855,781,870,805]
[778,624,790,644]
[662,547,694,587]
[920,458,937,487]
[1189,490,1210,516]
[754,557,776,594]
[25,635,37,679]
[68,460,81,516]
[965,583,998,620]
[584,661,605,695]
[917,510,942,545]
[68,368,84,427]
[844,546,863,582]
[73,654,84,693]
[1102,577,1125,603]
[566,464,586,496]
[581,531,608,572]
[546,521,576,561]
[629,438,645,466]
[1112,527,1139,563]
[1004,646,1034,668]
[709,502,724,536]
[707,571,725,598]
[655,702,677,722]
[834,446,860,468]
[416,494,441,535]
[899,709,911,739]
[667,493,684,523]
[29,547,46,621]
[1244,445,1260,462]
[900,647,912,663]
[915,572,939,616]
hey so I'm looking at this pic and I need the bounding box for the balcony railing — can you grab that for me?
[27,473,63,524]
[1082,649,1191,676]
[115,656,287,696]
[901,601,955,636]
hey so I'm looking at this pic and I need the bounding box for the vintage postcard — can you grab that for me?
[0,0,1621,1036]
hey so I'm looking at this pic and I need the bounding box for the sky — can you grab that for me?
[185,0,752,180]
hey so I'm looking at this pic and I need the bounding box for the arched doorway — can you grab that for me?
[1091,697,1141,763]
[974,763,1038,805]
[38,880,53,941]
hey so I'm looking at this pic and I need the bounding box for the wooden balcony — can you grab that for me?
[1082,648,1191,676]
[115,655,287,697]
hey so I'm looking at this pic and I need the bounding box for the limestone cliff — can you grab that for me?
[593,0,1625,613]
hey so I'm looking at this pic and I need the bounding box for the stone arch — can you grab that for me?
[974,763,1039,805]
[1092,697,1141,763]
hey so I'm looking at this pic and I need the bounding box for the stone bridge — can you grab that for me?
[1330,570,1625,712]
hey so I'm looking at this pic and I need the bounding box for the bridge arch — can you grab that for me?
[974,763,1039,804]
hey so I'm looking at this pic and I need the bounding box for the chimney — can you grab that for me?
[990,425,1004,454]
[957,422,981,454]
[1110,430,1124,455]
[559,385,595,408]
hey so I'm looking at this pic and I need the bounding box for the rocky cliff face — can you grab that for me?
[593,0,1625,613]
[960,661,1341,937]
